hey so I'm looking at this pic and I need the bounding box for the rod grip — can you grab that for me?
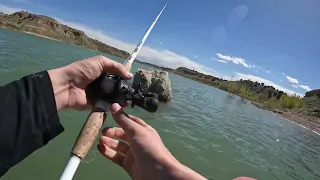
[71,108,107,159]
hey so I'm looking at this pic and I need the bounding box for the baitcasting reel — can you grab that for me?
[95,73,159,112]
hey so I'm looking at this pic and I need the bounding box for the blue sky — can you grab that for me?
[0,0,319,95]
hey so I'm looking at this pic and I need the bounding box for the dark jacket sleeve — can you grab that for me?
[0,71,64,177]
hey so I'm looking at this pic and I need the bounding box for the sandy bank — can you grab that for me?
[251,102,320,135]
[23,31,61,42]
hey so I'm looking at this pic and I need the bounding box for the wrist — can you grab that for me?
[165,161,207,180]
[48,66,71,111]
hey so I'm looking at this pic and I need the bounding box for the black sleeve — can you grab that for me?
[0,71,64,177]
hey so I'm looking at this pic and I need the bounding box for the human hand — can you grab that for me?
[47,56,133,111]
[97,103,206,180]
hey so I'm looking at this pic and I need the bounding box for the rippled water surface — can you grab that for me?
[1,29,320,180]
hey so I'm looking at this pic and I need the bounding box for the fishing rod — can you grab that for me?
[59,3,168,180]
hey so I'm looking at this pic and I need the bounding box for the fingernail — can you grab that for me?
[111,103,121,113]
[127,72,133,78]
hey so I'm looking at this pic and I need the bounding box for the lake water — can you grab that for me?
[0,28,319,180]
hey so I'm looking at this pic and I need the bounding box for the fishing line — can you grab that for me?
[81,151,98,164]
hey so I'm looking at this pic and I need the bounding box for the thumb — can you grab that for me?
[98,56,133,80]
[111,103,143,135]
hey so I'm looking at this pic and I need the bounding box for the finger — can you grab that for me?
[111,103,144,134]
[100,136,130,155]
[123,151,134,174]
[233,177,257,180]
[98,56,133,80]
[127,114,148,127]
[116,141,130,156]
[99,136,118,150]
[102,127,127,141]
[97,143,125,167]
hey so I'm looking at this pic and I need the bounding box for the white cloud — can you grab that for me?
[0,4,22,14]
[300,85,311,91]
[159,42,163,45]
[250,65,272,75]
[286,76,299,84]
[254,65,268,73]
[216,53,251,68]
[54,18,218,76]
[217,59,227,63]
[210,57,228,63]
[233,73,302,96]
[283,74,309,91]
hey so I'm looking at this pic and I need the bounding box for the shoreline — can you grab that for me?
[251,101,320,135]
[0,27,61,42]
[23,31,62,42]
[3,28,320,135]
[172,74,320,135]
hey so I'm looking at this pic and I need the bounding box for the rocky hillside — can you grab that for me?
[174,67,285,101]
[0,11,130,59]
[135,60,174,71]
[305,89,320,98]
[304,90,320,116]
[1,11,318,114]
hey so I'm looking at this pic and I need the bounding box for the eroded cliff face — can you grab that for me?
[0,11,130,59]
[305,89,320,98]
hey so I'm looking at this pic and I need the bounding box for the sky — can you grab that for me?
[0,0,319,96]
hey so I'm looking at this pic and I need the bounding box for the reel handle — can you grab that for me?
[138,97,159,112]
[132,92,160,112]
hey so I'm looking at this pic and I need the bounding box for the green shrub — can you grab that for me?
[264,100,281,109]
[279,94,304,109]
[228,81,239,94]
[264,93,304,109]
[239,84,252,98]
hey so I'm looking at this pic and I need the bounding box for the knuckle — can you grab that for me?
[138,128,151,137]
[96,55,112,65]
[93,55,106,63]
[146,125,156,132]
[96,55,107,60]
[106,127,115,136]
[102,127,111,135]
[113,62,123,70]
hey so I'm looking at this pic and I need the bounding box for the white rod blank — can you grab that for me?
[123,2,168,65]
[58,3,167,180]
[59,156,81,180]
